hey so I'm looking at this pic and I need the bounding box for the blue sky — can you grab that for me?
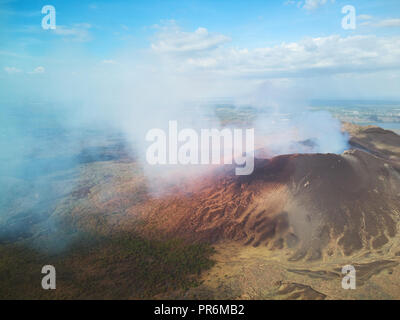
[2,0,400,50]
[1,0,400,101]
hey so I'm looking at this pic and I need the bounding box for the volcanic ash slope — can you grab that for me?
[140,124,400,262]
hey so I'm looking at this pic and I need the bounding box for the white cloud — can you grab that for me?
[4,66,22,74]
[151,25,230,54]
[286,0,335,11]
[360,17,400,28]
[102,59,117,64]
[375,18,400,27]
[358,14,373,21]
[52,23,92,42]
[28,66,45,74]
[152,26,400,80]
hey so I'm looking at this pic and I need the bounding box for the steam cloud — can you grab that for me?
[0,26,349,251]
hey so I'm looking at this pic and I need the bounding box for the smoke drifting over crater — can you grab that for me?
[0,26,350,252]
[235,81,349,158]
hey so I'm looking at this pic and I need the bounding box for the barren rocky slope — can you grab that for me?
[137,125,400,264]
[49,123,400,299]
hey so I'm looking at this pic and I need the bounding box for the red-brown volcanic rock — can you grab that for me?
[126,124,400,260]
[137,143,400,261]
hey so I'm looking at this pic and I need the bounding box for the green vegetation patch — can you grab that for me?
[0,233,215,299]
[214,105,258,126]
